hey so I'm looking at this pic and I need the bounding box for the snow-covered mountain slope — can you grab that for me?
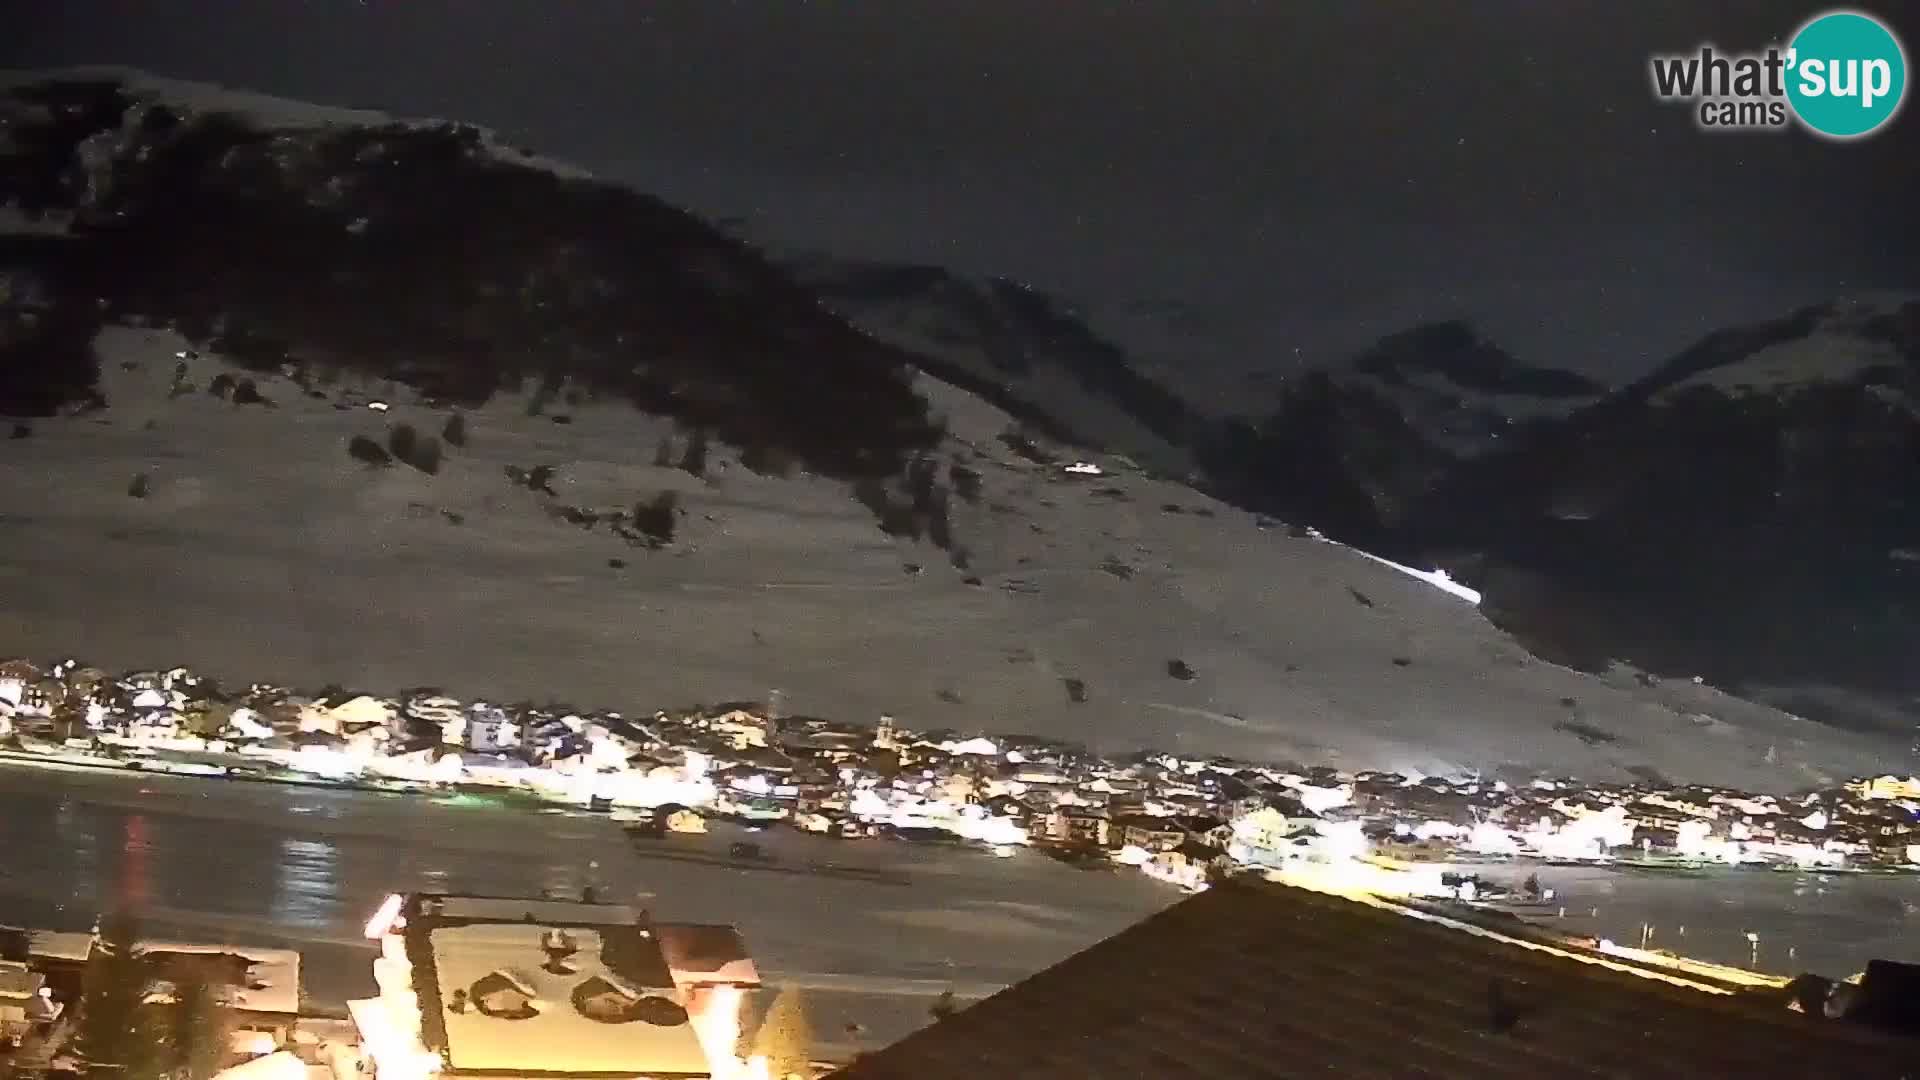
[1407,297,1920,729]
[1199,322,1603,552]
[0,69,943,478]
[2,326,1902,793]
[785,254,1202,478]
[1187,294,1920,737]
[1632,296,1917,407]
[784,258,1609,554]
[0,70,1909,791]
[1332,320,1603,455]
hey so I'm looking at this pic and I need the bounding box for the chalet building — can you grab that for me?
[777,725,869,765]
[697,704,774,751]
[1227,805,1320,869]
[143,942,302,1048]
[128,708,182,739]
[1112,814,1186,853]
[1180,815,1235,849]
[1850,776,1920,801]
[0,960,59,1047]
[788,766,843,812]
[351,893,760,1080]
[20,931,298,1049]
[119,670,166,692]
[979,794,1034,823]
[1145,840,1229,891]
[1372,835,1457,863]
[465,707,521,754]
[4,678,53,718]
[405,695,467,743]
[1630,822,1682,852]
[1046,805,1110,848]
[1227,787,1316,822]
[829,880,1920,1079]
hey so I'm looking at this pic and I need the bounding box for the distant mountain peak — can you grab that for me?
[1631,295,1919,406]
[785,252,1202,475]
[1269,321,1606,466]
[1348,320,1606,399]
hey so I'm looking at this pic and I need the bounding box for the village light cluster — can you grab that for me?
[5,657,1920,895]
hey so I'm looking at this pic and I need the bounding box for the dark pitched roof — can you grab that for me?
[829,880,1916,1080]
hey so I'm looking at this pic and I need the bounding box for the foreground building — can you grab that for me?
[830,879,1919,1079]
[19,930,299,1051]
[351,893,763,1080]
[0,959,60,1047]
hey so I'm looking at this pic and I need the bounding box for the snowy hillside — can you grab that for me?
[1331,320,1603,455]
[0,325,1902,793]
[1201,322,1605,552]
[1634,297,1917,406]
[785,254,1201,478]
[1408,296,1920,729]
[0,70,1910,791]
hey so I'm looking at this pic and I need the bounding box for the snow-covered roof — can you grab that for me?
[26,930,92,963]
[207,1050,306,1080]
[431,896,642,925]
[0,961,43,998]
[139,940,301,1016]
[422,922,708,1076]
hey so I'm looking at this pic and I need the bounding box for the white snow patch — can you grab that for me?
[1340,546,1482,606]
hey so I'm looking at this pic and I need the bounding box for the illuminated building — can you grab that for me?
[351,893,765,1080]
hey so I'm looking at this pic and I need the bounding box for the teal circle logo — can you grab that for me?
[1786,10,1907,139]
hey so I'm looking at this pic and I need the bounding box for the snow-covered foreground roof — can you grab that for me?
[425,922,709,1075]
[0,323,1903,799]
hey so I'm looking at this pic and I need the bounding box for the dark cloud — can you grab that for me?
[6,0,1915,386]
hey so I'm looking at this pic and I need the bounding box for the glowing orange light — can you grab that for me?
[364,893,406,939]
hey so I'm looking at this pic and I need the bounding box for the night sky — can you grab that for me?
[7,1,1916,391]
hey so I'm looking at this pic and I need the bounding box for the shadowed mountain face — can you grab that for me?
[0,77,942,484]
[1414,300,1920,729]
[786,254,1205,477]
[1222,299,1920,729]
[1198,321,1605,552]
[799,257,1920,731]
